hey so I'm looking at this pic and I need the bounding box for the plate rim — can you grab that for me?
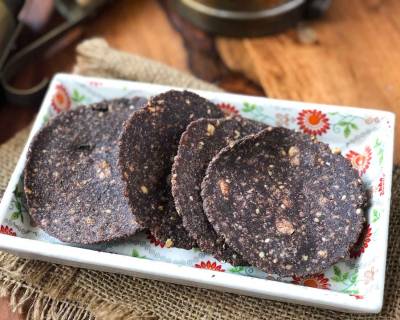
[0,73,395,314]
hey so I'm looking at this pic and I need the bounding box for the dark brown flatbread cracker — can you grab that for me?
[172,117,265,264]
[24,98,146,244]
[201,127,368,277]
[118,90,224,249]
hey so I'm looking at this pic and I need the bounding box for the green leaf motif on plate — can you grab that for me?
[71,89,86,103]
[11,212,20,220]
[11,181,26,223]
[132,249,146,259]
[241,102,274,124]
[228,266,245,274]
[373,138,384,166]
[372,208,381,223]
[242,102,257,113]
[42,114,50,124]
[331,265,359,294]
[338,120,358,138]
[332,116,361,138]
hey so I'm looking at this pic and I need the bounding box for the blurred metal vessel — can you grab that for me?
[0,0,108,106]
[174,0,331,37]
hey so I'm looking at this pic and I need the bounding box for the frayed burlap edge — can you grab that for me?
[73,38,222,93]
[0,277,153,320]
[0,278,93,320]
[0,248,156,320]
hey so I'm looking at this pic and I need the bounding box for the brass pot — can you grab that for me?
[173,0,330,37]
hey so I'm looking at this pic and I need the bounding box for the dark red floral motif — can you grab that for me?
[51,84,71,113]
[217,103,240,116]
[297,109,330,136]
[350,224,372,258]
[146,231,165,248]
[292,273,330,289]
[195,260,225,272]
[346,146,372,176]
[378,175,385,196]
[0,225,16,236]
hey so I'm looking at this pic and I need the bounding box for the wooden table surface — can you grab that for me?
[0,0,399,318]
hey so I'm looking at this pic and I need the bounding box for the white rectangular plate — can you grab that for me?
[0,74,395,313]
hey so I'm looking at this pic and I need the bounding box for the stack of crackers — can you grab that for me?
[24,90,368,277]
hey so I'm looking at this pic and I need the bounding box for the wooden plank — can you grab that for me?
[84,0,189,72]
[0,0,188,145]
[217,0,400,162]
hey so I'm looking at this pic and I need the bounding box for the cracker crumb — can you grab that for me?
[275,218,294,235]
[219,179,229,197]
[288,146,300,166]
[206,124,216,136]
[318,250,328,258]
[140,185,149,194]
[318,196,328,205]
[165,239,174,248]
[85,217,94,225]
[288,146,299,157]
[96,160,111,179]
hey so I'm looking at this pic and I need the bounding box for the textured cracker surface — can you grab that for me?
[118,90,224,249]
[172,117,265,264]
[202,127,368,277]
[24,98,146,244]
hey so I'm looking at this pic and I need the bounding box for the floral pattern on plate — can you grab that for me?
[292,274,330,289]
[297,109,330,136]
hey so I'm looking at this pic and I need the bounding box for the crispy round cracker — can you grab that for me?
[118,90,224,249]
[24,98,145,244]
[172,117,265,264]
[201,127,368,276]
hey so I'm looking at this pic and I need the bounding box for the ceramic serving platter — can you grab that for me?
[0,74,395,313]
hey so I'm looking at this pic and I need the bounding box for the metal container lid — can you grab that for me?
[173,0,330,37]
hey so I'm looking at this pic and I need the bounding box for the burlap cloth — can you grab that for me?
[0,38,399,320]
